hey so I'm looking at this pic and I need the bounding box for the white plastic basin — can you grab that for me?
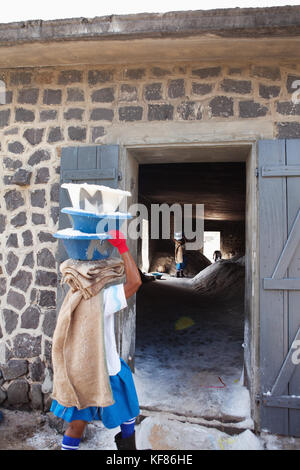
[62,183,131,213]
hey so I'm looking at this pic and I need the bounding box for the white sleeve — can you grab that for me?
[103,283,127,316]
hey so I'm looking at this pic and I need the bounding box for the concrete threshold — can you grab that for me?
[139,406,254,436]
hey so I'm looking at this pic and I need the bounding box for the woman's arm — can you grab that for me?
[121,250,142,299]
[108,230,142,299]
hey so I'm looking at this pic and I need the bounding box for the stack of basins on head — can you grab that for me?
[53,183,132,260]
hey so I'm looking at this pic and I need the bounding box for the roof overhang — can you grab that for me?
[1,6,300,67]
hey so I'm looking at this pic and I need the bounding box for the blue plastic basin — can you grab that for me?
[62,207,132,234]
[53,229,112,260]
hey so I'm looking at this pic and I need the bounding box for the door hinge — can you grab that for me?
[118,171,122,181]
[255,167,259,177]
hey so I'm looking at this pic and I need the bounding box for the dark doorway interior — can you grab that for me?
[134,161,248,422]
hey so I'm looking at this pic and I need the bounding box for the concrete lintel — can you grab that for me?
[2,6,300,46]
[98,120,274,148]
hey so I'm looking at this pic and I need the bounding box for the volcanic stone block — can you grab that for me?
[43,89,62,105]
[10,71,32,86]
[42,310,57,337]
[21,306,40,329]
[177,101,202,120]
[38,290,56,308]
[259,84,280,99]
[15,108,35,123]
[8,141,24,154]
[7,379,29,404]
[0,278,6,296]
[4,158,22,170]
[7,289,26,310]
[148,104,174,121]
[50,206,59,225]
[119,106,143,122]
[3,309,18,334]
[22,230,33,246]
[91,126,105,142]
[168,79,185,99]
[58,70,82,85]
[35,167,49,184]
[124,68,145,80]
[209,96,234,117]
[286,75,300,94]
[144,83,162,101]
[40,109,57,121]
[38,232,55,243]
[32,213,46,225]
[11,270,32,293]
[90,108,114,121]
[23,128,44,145]
[192,83,213,95]
[22,252,34,268]
[68,126,87,141]
[13,333,42,358]
[91,87,115,103]
[37,248,56,268]
[17,88,39,105]
[251,66,281,81]
[30,383,43,410]
[192,66,221,79]
[88,70,114,85]
[0,109,10,128]
[63,108,84,120]
[28,149,51,166]
[1,360,28,381]
[151,66,171,77]
[11,211,27,227]
[221,79,252,94]
[31,189,46,208]
[29,358,45,382]
[67,88,85,102]
[4,189,24,211]
[120,84,138,102]
[6,234,18,248]
[6,252,18,276]
[277,121,300,138]
[239,100,268,118]
[276,101,300,115]
[48,127,64,143]
[50,183,59,203]
[36,270,57,287]
[11,169,32,186]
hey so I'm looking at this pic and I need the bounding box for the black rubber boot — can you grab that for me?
[115,431,137,450]
[180,269,184,277]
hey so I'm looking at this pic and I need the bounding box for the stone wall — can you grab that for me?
[0,61,300,410]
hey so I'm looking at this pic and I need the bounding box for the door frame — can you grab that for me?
[119,139,260,430]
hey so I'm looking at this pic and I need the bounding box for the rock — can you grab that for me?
[7,379,29,405]
[1,360,28,381]
[13,334,42,358]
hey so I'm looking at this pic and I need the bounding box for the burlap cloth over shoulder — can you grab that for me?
[51,257,125,410]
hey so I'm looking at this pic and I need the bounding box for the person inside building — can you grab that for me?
[213,250,222,262]
[50,230,143,451]
[174,231,186,277]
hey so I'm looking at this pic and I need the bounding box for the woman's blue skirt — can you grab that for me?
[50,358,140,429]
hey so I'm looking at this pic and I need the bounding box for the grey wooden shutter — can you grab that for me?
[259,139,300,437]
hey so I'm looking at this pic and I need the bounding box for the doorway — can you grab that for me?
[123,143,258,426]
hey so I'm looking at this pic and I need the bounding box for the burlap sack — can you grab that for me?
[51,257,125,410]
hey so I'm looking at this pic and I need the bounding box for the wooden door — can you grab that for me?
[259,139,300,436]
